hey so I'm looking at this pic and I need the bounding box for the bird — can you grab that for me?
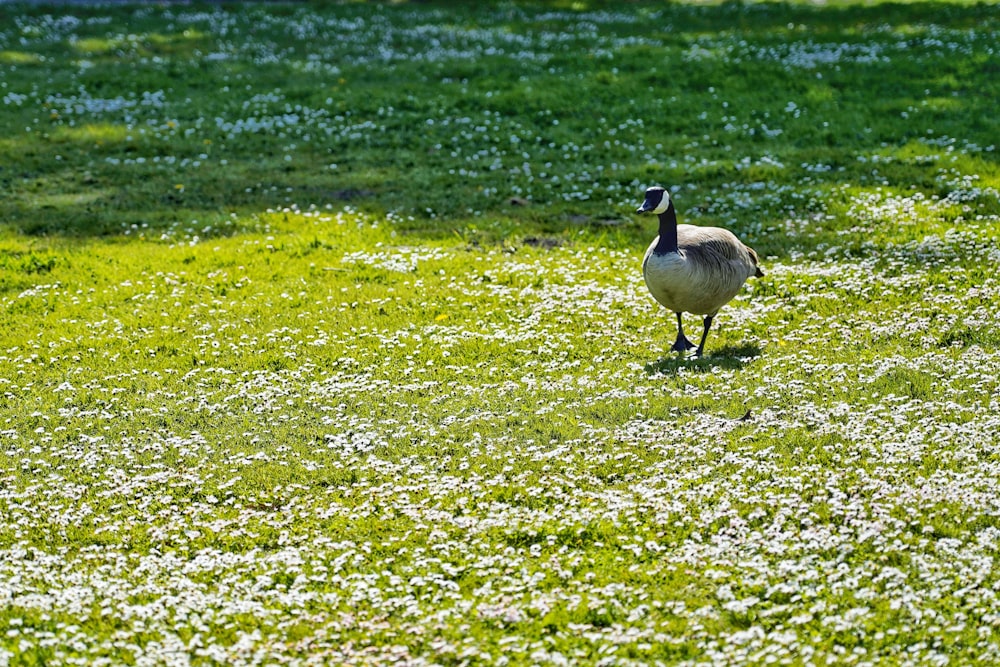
[636,186,763,358]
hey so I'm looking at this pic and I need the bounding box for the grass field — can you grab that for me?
[2,0,1000,664]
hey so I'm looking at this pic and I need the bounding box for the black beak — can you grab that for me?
[636,201,653,214]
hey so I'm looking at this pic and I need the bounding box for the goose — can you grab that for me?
[636,186,763,357]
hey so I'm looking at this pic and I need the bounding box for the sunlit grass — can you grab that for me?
[70,36,121,55]
[0,50,45,65]
[30,189,111,209]
[1,0,999,665]
[48,122,133,144]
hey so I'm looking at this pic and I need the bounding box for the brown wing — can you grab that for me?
[680,227,763,278]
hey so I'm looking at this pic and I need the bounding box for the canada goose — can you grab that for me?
[636,186,763,357]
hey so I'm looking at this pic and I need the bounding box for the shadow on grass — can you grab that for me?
[644,342,762,375]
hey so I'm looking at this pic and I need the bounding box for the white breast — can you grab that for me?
[642,226,759,316]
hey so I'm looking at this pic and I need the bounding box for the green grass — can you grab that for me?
[1,0,1000,664]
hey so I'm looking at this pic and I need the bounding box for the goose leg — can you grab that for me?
[694,315,714,358]
[671,312,697,353]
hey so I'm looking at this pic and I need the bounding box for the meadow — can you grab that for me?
[1,0,1000,664]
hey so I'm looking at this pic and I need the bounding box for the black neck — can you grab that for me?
[652,202,679,255]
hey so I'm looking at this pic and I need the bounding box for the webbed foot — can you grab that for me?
[671,312,698,354]
[671,336,697,353]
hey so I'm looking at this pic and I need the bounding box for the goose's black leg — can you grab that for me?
[671,312,697,353]
[694,315,714,358]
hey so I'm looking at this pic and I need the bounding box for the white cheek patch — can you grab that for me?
[651,191,671,214]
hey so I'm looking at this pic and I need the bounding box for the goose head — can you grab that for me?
[636,186,671,215]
